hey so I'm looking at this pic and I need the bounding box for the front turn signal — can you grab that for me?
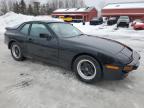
[105,65,120,70]
[124,66,133,71]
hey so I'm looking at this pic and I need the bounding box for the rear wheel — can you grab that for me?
[10,42,25,61]
[73,55,102,83]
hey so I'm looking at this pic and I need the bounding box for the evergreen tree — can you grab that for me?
[46,3,53,15]
[20,0,26,14]
[13,2,20,13]
[40,4,48,15]
[27,4,33,15]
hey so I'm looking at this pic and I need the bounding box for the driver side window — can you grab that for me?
[30,23,51,37]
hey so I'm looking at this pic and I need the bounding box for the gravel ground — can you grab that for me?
[0,28,144,108]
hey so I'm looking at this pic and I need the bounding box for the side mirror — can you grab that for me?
[40,33,52,40]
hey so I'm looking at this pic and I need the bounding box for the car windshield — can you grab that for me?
[109,17,116,20]
[92,17,98,20]
[135,19,144,23]
[120,16,129,19]
[48,23,83,38]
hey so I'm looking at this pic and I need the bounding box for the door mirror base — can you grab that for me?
[40,33,52,40]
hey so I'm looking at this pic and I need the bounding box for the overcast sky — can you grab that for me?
[84,0,144,8]
[1,0,144,8]
[35,0,144,8]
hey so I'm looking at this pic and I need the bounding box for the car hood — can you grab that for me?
[118,19,129,23]
[64,35,125,55]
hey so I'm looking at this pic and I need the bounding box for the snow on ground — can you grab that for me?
[0,12,144,108]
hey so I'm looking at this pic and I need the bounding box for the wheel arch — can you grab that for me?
[8,39,18,49]
[71,53,103,73]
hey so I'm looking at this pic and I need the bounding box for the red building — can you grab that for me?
[52,7,97,22]
[102,2,144,20]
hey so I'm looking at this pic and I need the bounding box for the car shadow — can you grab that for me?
[18,58,138,92]
[92,78,135,92]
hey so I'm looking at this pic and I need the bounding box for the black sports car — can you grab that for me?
[4,21,140,83]
[90,17,103,25]
[107,17,118,25]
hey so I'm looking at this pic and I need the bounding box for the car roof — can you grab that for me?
[119,16,129,18]
[24,20,63,24]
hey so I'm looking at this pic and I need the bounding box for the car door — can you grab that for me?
[27,22,59,63]
[17,23,31,55]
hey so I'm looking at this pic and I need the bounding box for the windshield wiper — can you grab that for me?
[66,33,84,38]
[77,33,84,36]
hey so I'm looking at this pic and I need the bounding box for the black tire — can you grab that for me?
[10,42,25,61]
[73,55,102,83]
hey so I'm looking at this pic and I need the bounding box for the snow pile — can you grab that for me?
[73,22,144,38]
[0,12,62,34]
[54,7,93,13]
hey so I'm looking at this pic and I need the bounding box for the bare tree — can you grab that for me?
[65,0,69,8]
[0,0,86,15]
[8,0,14,11]
[33,2,40,16]
[59,0,64,8]
[0,0,8,14]
[71,0,78,8]
[79,0,86,7]
[64,0,85,8]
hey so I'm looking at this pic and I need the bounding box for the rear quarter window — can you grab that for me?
[20,24,30,35]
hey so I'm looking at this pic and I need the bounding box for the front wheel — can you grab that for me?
[73,55,102,83]
[10,42,25,61]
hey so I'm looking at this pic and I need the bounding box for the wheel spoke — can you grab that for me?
[77,60,96,79]
[12,45,21,59]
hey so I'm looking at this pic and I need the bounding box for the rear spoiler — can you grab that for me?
[5,24,20,30]
[5,27,17,31]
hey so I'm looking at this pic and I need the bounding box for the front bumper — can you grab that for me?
[103,51,141,80]
[127,51,140,70]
